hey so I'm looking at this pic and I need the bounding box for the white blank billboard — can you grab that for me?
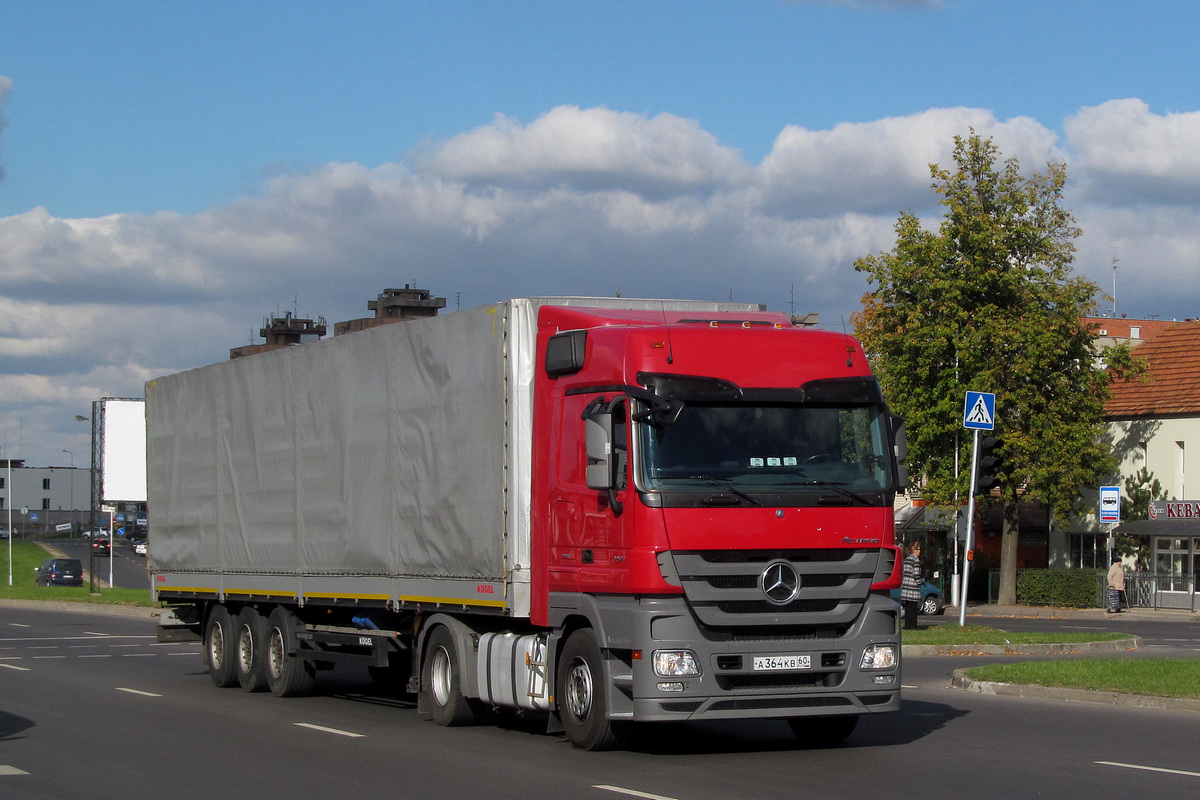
[101,398,147,503]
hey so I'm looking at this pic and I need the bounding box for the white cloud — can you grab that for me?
[759,107,1064,218]
[1066,99,1200,206]
[421,106,753,197]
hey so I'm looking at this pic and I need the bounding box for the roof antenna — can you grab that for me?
[842,316,854,367]
[660,302,674,364]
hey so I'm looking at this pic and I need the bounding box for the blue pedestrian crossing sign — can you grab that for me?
[963,391,996,430]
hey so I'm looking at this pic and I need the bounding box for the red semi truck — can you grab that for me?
[147,297,906,750]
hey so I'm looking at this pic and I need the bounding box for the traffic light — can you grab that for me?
[974,436,1002,494]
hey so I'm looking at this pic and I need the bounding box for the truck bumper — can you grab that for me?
[550,592,901,723]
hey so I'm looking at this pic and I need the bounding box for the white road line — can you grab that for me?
[0,663,30,671]
[901,684,919,689]
[79,654,113,658]
[116,688,162,697]
[294,723,365,738]
[32,655,66,660]
[0,765,31,775]
[8,623,31,628]
[122,653,155,657]
[1097,761,1200,778]
[594,786,680,800]
[168,651,200,656]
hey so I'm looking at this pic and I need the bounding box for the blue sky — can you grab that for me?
[3,0,1200,465]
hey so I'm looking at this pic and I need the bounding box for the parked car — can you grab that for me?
[36,558,84,587]
[91,537,111,556]
[128,537,146,552]
[133,540,148,556]
[890,580,945,615]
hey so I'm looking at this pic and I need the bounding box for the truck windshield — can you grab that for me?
[637,402,892,494]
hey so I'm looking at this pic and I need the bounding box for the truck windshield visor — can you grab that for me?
[637,402,893,493]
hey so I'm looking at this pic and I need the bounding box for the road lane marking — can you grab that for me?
[117,688,162,697]
[79,654,113,658]
[0,765,31,775]
[595,786,680,800]
[1097,761,1200,778]
[8,623,31,628]
[32,655,66,660]
[0,663,30,671]
[294,723,365,738]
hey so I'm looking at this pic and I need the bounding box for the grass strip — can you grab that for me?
[963,659,1200,700]
[903,625,1129,646]
[0,539,155,607]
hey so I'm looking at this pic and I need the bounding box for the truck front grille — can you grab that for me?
[671,548,882,632]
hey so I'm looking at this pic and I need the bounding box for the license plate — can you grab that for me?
[753,655,812,671]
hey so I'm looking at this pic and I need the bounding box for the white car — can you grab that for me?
[134,540,148,556]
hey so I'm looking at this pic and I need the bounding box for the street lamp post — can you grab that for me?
[62,449,74,521]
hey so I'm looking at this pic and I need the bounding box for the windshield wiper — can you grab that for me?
[783,477,874,506]
[677,476,762,507]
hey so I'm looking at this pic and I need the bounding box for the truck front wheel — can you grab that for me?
[235,607,270,692]
[556,629,628,751]
[266,606,315,697]
[205,605,238,688]
[423,626,482,726]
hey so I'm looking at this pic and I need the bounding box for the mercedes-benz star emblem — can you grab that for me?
[760,561,800,605]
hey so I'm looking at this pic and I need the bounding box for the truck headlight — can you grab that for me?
[653,650,701,677]
[860,644,897,670]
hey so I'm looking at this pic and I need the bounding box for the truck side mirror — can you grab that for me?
[584,412,614,490]
[890,414,909,491]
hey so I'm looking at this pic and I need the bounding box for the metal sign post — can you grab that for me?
[959,392,996,626]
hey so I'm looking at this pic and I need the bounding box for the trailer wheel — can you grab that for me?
[205,605,238,688]
[787,715,858,747]
[423,626,482,726]
[266,606,315,697]
[235,607,270,692]
[556,629,628,751]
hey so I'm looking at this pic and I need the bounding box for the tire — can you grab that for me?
[235,606,270,693]
[266,606,315,698]
[556,629,628,751]
[205,605,239,688]
[921,594,943,616]
[787,715,859,747]
[422,626,483,726]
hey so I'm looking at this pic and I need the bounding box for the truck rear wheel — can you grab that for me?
[266,606,315,697]
[556,629,628,751]
[235,607,270,692]
[423,626,482,726]
[787,715,858,747]
[205,605,238,688]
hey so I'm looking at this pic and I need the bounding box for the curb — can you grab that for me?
[950,668,1200,713]
[903,636,1142,657]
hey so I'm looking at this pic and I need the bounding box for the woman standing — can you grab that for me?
[901,541,922,630]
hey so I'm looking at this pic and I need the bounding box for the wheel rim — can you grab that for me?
[209,624,225,669]
[268,627,285,679]
[430,646,453,706]
[237,624,254,673]
[923,597,939,614]
[565,658,593,721]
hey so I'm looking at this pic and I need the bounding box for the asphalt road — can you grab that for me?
[2,603,1199,800]
[43,538,150,590]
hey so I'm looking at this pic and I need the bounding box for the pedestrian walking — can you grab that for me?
[901,541,922,630]
[1107,557,1126,613]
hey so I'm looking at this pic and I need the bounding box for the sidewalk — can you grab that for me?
[952,602,1200,622]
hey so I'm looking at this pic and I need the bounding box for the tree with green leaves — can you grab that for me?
[1118,467,1165,562]
[853,131,1131,605]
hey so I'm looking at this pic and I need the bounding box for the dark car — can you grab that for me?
[36,558,84,587]
[91,537,112,556]
[890,580,945,615]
